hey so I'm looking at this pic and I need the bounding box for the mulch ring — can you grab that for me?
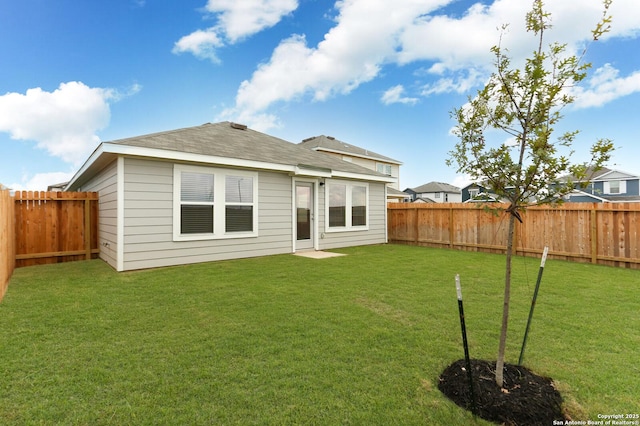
[438,359,566,425]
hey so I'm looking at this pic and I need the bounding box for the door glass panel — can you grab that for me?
[296,185,311,240]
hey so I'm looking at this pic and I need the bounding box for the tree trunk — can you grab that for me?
[496,212,516,387]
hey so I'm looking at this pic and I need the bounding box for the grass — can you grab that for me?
[1,244,638,425]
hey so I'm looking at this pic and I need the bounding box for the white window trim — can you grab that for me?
[173,164,258,241]
[325,180,369,233]
[604,180,626,195]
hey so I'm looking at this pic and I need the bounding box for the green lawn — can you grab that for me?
[1,245,638,425]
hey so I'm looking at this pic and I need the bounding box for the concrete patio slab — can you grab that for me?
[293,251,346,259]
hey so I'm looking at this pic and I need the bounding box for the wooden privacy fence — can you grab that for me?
[14,191,99,268]
[388,202,640,269]
[1,190,15,301]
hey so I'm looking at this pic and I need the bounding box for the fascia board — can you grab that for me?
[65,143,107,190]
[332,170,397,183]
[314,147,403,165]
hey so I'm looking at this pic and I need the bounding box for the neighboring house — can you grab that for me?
[65,122,396,271]
[459,167,640,203]
[299,135,402,191]
[412,197,436,204]
[566,167,640,202]
[47,182,67,192]
[461,182,504,203]
[404,182,462,203]
[386,187,411,203]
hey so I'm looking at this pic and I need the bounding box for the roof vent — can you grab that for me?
[327,136,335,140]
[230,122,247,130]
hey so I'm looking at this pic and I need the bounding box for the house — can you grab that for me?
[386,187,411,203]
[461,182,504,203]
[299,135,402,191]
[47,182,67,192]
[403,182,461,203]
[65,122,396,271]
[458,167,640,203]
[565,167,640,202]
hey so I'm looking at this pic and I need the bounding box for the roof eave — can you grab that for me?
[67,143,394,189]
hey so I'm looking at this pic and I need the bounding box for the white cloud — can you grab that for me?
[223,0,640,130]
[0,81,126,166]
[8,171,75,192]
[421,69,486,95]
[451,174,473,189]
[205,0,298,43]
[174,0,298,61]
[381,85,418,105]
[572,64,640,109]
[230,0,447,128]
[173,29,223,62]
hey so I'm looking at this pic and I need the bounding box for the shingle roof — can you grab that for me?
[110,122,389,178]
[410,181,460,193]
[299,135,401,164]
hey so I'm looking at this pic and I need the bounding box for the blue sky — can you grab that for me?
[1,0,639,191]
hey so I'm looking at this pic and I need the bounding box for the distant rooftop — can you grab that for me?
[409,181,461,193]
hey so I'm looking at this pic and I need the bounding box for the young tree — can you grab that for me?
[447,0,614,387]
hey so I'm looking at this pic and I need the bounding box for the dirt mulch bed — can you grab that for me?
[438,359,566,425]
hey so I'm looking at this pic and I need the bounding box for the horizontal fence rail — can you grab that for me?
[388,202,640,269]
[1,189,15,301]
[14,191,99,268]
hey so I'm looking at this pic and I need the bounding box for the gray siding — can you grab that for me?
[121,158,293,271]
[78,156,389,271]
[79,160,118,269]
[318,181,388,250]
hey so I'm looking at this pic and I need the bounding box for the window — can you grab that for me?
[604,180,625,195]
[180,172,214,234]
[225,175,254,232]
[174,165,257,240]
[326,181,368,231]
[328,183,346,227]
[352,185,367,226]
[376,163,392,175]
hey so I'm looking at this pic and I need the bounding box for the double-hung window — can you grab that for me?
[180,172,215,234]
[174,165,258,240]
[225,175,254,232]
[604,180,625,195]
[326,180,369,231]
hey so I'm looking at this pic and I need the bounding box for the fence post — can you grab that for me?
[449,206,454,249]
[1,190,16,301]
[590,205,598,264]
[413,207,419,244]
[84,196,91,260]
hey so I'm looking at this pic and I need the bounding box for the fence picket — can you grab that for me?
[13,191,99,268]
